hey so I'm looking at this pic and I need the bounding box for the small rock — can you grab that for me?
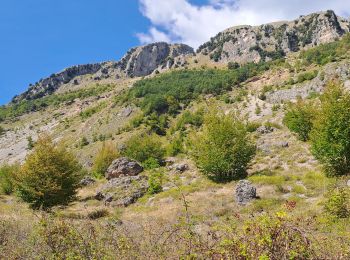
[347,180,350,187]
[235,180,257,205]
[256,125,275,134]
[106,157,143,180]
[279,141,289,148]
[175,163,189,173]
[79,176,96,186]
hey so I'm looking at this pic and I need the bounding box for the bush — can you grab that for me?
[297,70,318,83]
[148,171,164,194]
[324,187,350,218]
[92,142,119,177]
[191,109,256,182]
[310,82,350,176]
[16,136,83,209]
[283,99,316,141]
[122,133,165,165]
[0,164,19,195]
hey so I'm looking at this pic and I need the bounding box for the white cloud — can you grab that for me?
[137,0,350,48]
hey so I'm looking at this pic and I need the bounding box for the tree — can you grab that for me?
[283,98,316,141]
[122,133,165,165]
[17,135,83,209]
[92,142,119,177]
[0,164,19,195]
[191,109,256,182]
[310,81,350,176]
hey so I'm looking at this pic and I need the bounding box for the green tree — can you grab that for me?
[283,98,316,141]
[17,135,83,209]
[92,142,119,178]
[191,109,256,182]
[0,164,19,195]
[122,133,165,165]
[310,81,350,176]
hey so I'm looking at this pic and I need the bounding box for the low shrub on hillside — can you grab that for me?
[92,142,119,178]
[122,133,165,167]
[191,109,256,182]
[148,171,164,194]
[310,81,350,176]
[283,98,317,141]
[324,187,350,219]
[16,135,83,209]
[0,164,19,195]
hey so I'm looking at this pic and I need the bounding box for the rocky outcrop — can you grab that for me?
[106,157,143,180]
[235,180,257,205]
[13,42,194,103]
[198,10,350,64]
[117,42,194,77]
[95,175,148,207]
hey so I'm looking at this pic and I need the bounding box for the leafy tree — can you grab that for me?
[92,142,119,177]
[191,109,256,182]
[283,98,316,141]
[122,133,165,165]
[0,164,19,195]
[16,135,83,209]
[310,81,350,176]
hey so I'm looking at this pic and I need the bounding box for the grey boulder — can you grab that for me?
[106,157,143,180]
[235,180,257,205]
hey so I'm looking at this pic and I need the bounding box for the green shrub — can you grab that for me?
[16,136,83,209]
[310,82,350,176]
[324,187,350,218]
[148,171,164,194]
[166,133,184,156]
[92,142,119,177]
[191,109,256,182]
[122,133,165,164]
[27,136,35,150]
[0,164,19,195]
[297,70,318,83]
[143,158,160,170]
[283,99,316,141]
[80,137,89,148]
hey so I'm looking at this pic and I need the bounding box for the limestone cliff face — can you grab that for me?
[13,43,194,103]
[197,10,350,64]
[117,42,194,77]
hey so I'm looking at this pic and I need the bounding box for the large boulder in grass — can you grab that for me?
[106,157,143,180]
[235,180,257,205]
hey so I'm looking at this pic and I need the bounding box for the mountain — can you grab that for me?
[12,43,194,103]
[1,10,350,259]
[198,10,350,63]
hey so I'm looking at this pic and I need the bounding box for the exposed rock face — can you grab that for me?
[117,42,194,77]
[235,180,257,205]
[79,176,96,186]
[13,42,194,103]
[198,10,350,64]
[106,157,143,180]
[12,63,103,102]
[95,175,148,207]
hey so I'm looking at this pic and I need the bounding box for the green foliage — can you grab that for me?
[144,113,168,135]
[80,101,107,120]
[27,136,35,150]
[191,109,256,182]
[129,63,271,115]
[0,164,19,195]
[122,133,165,164]
[148,171,164,194]
[166,133,185,156]
[143,158,161,170]
[227,62,240,70]
[0,84,114,121]
[16,136,83,209]
[92,142,119,178]
[324,187,350,218]
[297,70,318,83]
[80,137,89,148]
[173,109,204,132]
[300,34,350,65]
[283,99,316,141]
[310,82,350,176]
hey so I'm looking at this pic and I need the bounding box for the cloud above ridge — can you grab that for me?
[137,0,350,48]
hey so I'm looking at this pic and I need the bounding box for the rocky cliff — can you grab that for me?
[197,10,350,63]
[13,43,194,103]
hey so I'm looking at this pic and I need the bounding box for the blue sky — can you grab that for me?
[0,0,152,104]
[1,0,349,105]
